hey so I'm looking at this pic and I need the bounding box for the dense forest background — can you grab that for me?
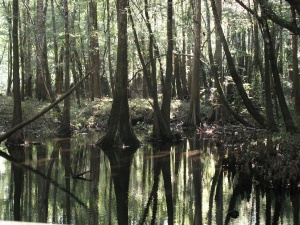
[0,0,300,146]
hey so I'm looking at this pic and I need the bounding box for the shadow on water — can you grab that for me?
[0,131,299,224]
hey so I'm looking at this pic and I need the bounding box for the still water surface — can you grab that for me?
[0,131,299,224]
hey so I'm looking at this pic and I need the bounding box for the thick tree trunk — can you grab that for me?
[36,0,47,100]
[97,0,139,147]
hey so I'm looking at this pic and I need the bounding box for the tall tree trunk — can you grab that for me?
[36,0,47,100]
[51,0,60,94]
[6,3,12,96]
[7,0,24,144]
[89,0,101,100]
[263,22,278,132]
[19,8,25,101]
[97,0,139,147]
[183,0,202,128]
[106,0,114,95]
[161,0,173,128]
[58,0,71,137]
[24,0,32,98]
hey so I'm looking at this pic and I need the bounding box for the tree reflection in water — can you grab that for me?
[0,132,299,224]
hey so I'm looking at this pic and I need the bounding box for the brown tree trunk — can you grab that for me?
[97,0,139,147]
[24,0,32,98]
[263,23,278,132]
[106,0,114,95]
[161,0,173,128]
[174,52,183,99]
[36,0,47,100]
[51,0,60,94]
[183,0,202,128]
[58,0,71,137]
[7,0,24,145]
[89,0,101,100]
[6,2,12,96]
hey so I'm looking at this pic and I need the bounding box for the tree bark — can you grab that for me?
[97,0,139,147]
[183,0,202,129]
[88,0,101,100]
[51,0,60,94]
[262,21,278,132]
[161,0,173,128]
[36,0,47,100]
[58,0,71,137]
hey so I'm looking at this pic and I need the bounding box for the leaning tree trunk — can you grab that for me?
[182,0,202,129]
[7,0,24,145]
[210,0,266,128]
[129,7,172,141]
[97,0,139,147]
[261,17,297,132]
[205,0,252,127]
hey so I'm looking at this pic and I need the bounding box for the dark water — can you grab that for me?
[0,131,299,225]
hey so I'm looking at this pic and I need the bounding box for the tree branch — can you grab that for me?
[0,69,94,143]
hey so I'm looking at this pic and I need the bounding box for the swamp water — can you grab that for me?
[0,131,299,225]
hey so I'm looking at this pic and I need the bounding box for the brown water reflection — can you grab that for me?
[0,132,299,224]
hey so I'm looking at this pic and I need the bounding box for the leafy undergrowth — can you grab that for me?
[0,96,192,137]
